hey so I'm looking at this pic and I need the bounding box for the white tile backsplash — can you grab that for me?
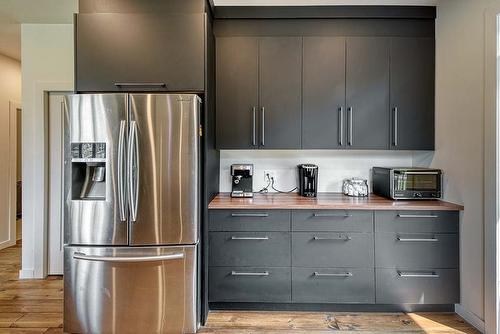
[220,150,419,193]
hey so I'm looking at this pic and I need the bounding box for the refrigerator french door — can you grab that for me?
[63,94,201,334]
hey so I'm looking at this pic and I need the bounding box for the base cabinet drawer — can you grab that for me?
[292,268,375,303]
[375,233,458,268]
[209,210,290,231]
[292,210,373,232]
[375,211,459,233]
[292,232,374,267]
[209,267,291,302]
[210,232,290,266]
[376,269,459,304]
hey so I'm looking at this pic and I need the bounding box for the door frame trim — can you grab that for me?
[484,6,500,334]
[20,82,72,279]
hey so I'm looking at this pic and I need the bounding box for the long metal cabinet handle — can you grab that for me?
[313,236,351,241]
[397,271,439,278]
[338,107,344,146]
[231,236,269,240]
[252,106,257,146]
[73,252,184,262]
[117,120,127,222]
[397,214,438,218]
[397,237,438,242]
[60,100,66,251]
[349,107,353,145]
[231,271,269,276]
[128,121,139,222]
[231,213,269,218]
[393,107,399,146]
[114,83,166,88]
[314,272,352,277]
[261,107,265,146]
[313,213,351,218]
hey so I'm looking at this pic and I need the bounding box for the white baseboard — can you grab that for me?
[455,304,485,333]
[18,269,35,279]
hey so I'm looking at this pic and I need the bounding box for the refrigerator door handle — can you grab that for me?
[73,252,184,262]
[128,120,139,222]
[117,120,127,222]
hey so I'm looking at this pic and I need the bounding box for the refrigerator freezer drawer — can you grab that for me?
[64,245,197,334]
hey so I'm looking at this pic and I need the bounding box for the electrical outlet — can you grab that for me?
[264,170,276,182]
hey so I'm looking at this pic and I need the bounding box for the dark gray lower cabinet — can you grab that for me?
[209,209,459,307]
[376,269,459,304]
[292,232,374,268]
[292,268,374,303]
[209,267,291,302]
[209,232,291,267]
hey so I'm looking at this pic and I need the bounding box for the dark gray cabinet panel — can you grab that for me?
[302,37,346,149]
[292,268,375,303]
[390,38,435,150]
[209,209,290,232]
[259,37,302,149]
[216,37,259,149]
[375,233,459,268]
[209,267,291,302]
[376,268,459,304]
[292,210,373,232]
[375,211,459,233]
[209,232,291,266]
[76,14,205,92]
[345,37,390,149]
[292,232,374,268]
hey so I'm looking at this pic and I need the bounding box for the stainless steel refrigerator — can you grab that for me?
[63,94,201,334]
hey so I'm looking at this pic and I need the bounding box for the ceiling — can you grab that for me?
[0,0,77,60]
[0,0,437,61]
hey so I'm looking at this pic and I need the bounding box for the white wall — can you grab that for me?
[432,0,499,329]
[220,150,416,192]
[0,54,21,249]
[21,24,73,278]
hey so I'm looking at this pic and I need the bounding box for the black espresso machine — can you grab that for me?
[298,164,318,197]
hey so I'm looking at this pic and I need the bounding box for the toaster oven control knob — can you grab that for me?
[414,192,423,198]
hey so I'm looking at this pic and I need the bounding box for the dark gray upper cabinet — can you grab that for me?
[345,37,390,149]
[390,38,435,150]
[216,37,259,149]
[75,13,205,92]
[216,37,302,149]
[302,37,346,149]
[259,37,302,149]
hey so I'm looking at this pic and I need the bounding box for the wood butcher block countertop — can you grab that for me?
[208,193,464,211]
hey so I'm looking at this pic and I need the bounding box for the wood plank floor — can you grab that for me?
[0,243,479,334]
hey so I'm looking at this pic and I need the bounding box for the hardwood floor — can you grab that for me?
[0,243,479,334]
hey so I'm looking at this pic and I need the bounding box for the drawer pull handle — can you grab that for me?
[231,271,269,277]
[230,236,269,240]
[397,214,439,219]
[231,213,269,218]
[313,213,351,218]
[397,271,439,278]
[313,236,351,241]
[314,272,352,278]
[397,237,439,242]
[114,82,166,88]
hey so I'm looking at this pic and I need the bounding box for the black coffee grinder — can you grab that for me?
[298,164,318,197]
[231,164,254,198]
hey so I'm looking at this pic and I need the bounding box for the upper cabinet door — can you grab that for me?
[346,37,390,149]
[216,37,259,149]
[303,37,346,149]
[76,14,205,92]
[390,38,435,150]
[259,37,302,149]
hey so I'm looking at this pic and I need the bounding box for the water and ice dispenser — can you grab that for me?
[71,142,107,200]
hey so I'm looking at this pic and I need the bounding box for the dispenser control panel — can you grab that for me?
[71,142,106,161]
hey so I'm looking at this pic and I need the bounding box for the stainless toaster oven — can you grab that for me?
[372,167,442,200]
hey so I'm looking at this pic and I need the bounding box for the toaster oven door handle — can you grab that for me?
[397,214,439,218]
[398,171,441,175]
